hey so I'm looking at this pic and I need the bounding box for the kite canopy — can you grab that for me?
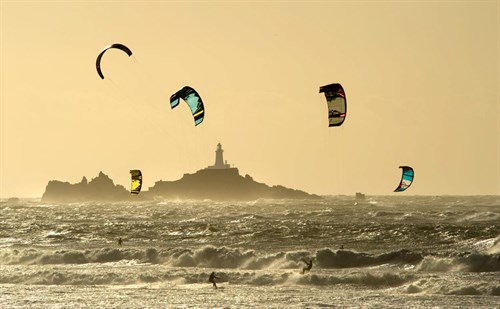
[96,43,133,79]
[130,170,142,194]
[394,166,414,192]
[170,86,205,126]
[319,83,346,127]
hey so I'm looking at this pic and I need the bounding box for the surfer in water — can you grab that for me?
[208,272,220,289]
[118,237,123,246]
[302,259,313,274]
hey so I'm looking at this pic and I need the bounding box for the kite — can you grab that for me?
[130,170,142,194]
[170,86,205,126]
[96,43,133,79]
[394,166,414,192]
[319,83,346,127]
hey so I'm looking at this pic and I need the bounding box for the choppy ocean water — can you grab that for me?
[0,196,499,308]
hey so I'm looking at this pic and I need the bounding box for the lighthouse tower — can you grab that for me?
[208,143,230,169]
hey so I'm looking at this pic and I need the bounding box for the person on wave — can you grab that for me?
[208,272,220,289]
[302,258,313,274]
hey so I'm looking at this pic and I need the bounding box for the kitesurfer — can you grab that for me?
[302,259,313,274]
[118,237,123,246]
[208,272,220,289]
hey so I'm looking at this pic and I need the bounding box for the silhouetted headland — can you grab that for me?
[41,143,320,202]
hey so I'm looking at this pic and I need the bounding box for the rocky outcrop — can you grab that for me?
[41,172,130,202]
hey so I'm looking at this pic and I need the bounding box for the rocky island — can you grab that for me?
[41,143,320,202]
[41,172,130,202]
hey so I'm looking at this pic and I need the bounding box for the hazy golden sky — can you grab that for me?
[1,1,499,197]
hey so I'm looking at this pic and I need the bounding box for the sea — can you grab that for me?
[0,195,499,308]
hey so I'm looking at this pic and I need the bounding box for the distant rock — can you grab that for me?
[41,171,130,202]
[5,197,21,205]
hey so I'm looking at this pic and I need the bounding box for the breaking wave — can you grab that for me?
[1,246,424,269]
[416,253,500,272]
[3,246,497,275]
[315,248,422,268]
[0,265,414,288]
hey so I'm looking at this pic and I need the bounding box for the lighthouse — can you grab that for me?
[208,143,231,169]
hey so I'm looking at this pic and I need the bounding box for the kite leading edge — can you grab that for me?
[96,43,133,79]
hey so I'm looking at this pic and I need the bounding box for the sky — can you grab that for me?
[1,0,499,198]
